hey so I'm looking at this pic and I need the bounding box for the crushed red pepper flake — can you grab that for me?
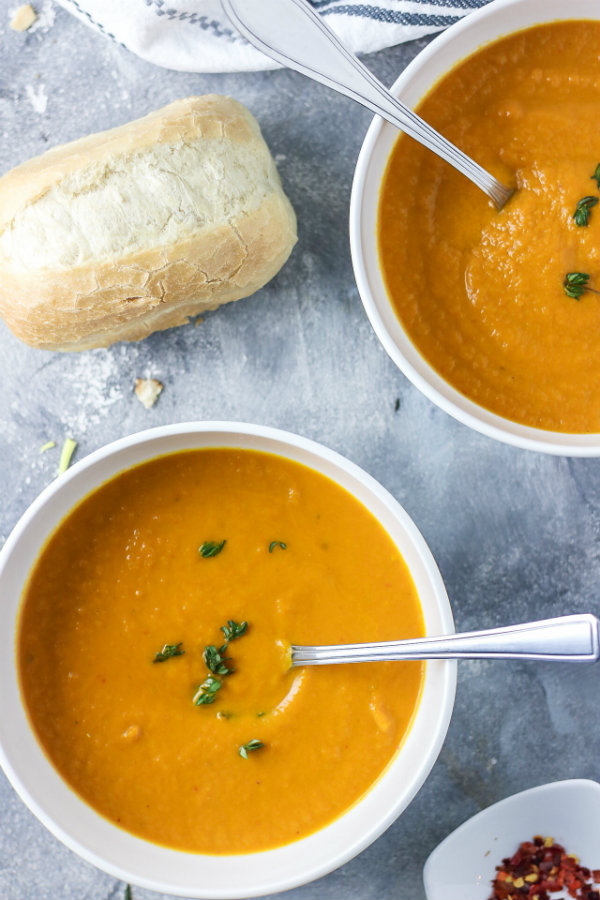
[490,836,600,900]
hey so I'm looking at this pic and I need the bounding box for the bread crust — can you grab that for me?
[0,95,297,351]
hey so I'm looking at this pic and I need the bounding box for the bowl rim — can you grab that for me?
[0,421,457,898]
[349,0,600,457]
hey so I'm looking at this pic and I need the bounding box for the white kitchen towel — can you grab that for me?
[56,0,492,73]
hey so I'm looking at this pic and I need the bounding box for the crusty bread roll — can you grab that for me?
[0,95,297,351]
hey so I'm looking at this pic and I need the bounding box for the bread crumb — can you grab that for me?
[10,4,37,31]
[135,378,163,409]
[25,83,47,114]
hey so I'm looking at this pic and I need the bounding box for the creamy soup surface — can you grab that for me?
[379,21,600,433]
[19,449,424,853]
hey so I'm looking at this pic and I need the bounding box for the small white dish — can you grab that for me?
[423,779,600,900]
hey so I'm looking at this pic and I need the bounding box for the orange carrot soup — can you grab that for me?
[379,21,600,433]
[18,449,424,854]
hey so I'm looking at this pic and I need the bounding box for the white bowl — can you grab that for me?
[423,779,600,900]
[0,422,456,898]
[350,0,600,456]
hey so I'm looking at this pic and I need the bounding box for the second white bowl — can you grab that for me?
[0,422,456,898]
[350,0,600,456]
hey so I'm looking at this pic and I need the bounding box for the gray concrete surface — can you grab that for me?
[0,3,599,899]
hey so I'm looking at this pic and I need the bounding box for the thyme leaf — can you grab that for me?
[221,620,248,642]
[269,540,287,553]
[153,642,184,663]
[193,675,222,705]
[239,739,264,759]
[591,163,600,188]
[563,272,600,300]
[203,644,233,676]
[199,540,226,558]
[573,195,598,227]
[195,621,249,708]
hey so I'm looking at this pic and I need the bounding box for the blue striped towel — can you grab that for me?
[56,0,492,72]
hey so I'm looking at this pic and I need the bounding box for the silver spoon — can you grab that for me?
[291,614,600,666]
[221,0,514,209]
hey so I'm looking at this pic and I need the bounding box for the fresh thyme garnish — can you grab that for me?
[257,711,266,718]
[204,644,233,676]
[199,539,226,558]
[573,195,598,227]
[591,164,600,188]
[193,674,222,705]
[269,541,287,553]
[563,272,600,300]
[194,621,249,707]
[239,739,264,759]
[153,642,184,663]
[221,620,248,642]
[124,885,132,900]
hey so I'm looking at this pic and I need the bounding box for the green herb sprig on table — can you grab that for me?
[563,272,600,300]
[199,540,226,558]
[57,437,77,475]
[239,739,264,759]
[153,642,185,663]
[573,196,598,227]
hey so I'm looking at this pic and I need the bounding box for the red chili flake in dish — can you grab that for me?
[490,836,600,900]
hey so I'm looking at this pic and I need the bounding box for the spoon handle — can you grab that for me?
[221,0,512,209]
[291,614,600,666]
